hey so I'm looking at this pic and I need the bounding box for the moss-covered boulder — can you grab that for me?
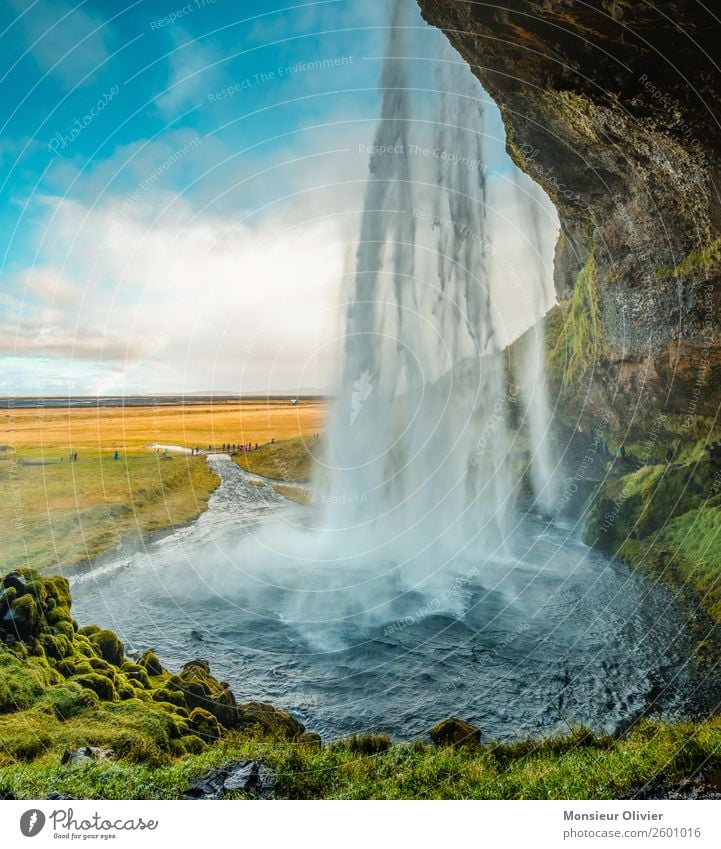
[238,702,305,740]
[188,707,221,741]
[6,594,41,641]
[89,630,124,667]
[429,717,481,747]
[71,672,117,702]
[178,659,241,729]
[138,650,163,677]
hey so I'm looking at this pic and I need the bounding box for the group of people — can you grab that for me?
[222,442,257,453]
[188,443,261,455]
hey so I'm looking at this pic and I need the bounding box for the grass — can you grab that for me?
[0,449,219,574]
[0,401,326,573]
[272,484,313,505]
[233,435,322,483]
[2,718,720,800]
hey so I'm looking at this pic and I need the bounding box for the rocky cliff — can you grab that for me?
[418,0,721,433]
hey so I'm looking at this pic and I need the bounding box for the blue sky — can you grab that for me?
[0,0,557,395]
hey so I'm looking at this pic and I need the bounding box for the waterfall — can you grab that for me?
[318,0,518,571]
[511,175,561,518]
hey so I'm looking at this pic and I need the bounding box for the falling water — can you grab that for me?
[511,174,562,517]
[319,2,514,567]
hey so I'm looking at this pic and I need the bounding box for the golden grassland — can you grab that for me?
[0,401,326,573]
[1,399,326,453]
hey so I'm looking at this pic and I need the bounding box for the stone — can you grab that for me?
[222,762,256,792]
[186,760,276,799]
[3,572,28,594]
[61,746,115,766]
[429,716,481,747]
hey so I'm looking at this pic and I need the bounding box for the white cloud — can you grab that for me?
[4,192,349,394]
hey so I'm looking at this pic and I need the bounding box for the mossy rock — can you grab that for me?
[51,621,75,640]
[71,672,117,702]
[74,636,97,658]
[178,659,242,728]
[123,666,151,689]
[116,683,136,700]
[188,707,221,741]
[429,716,481,748]
[45,606,72,626]
[88,656,115,675]
[39,633,73,661]
[152,687,187,708]
[0,585,17,614]
[8,594,41,640]
[138,650,163,677]
[238,702,304,740]
[179,734,206,754]
[78,625,101,638]
[297,731,322,750]
[89,630,124,667]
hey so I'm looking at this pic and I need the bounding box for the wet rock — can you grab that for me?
[429,716,481,747]
[47,791,67,800]
[186,761,276,799]
[3,572,28,594]
[61,746,115,766]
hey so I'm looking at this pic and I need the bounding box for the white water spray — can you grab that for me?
[319,3,516,570]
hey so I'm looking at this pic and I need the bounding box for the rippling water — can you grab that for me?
[69,455,701,741]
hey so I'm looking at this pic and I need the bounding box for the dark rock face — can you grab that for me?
[418,1,721,428]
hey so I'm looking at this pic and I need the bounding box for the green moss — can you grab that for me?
[138,650,163,676]
[39,633,73,661]
[656,236,721,280]
[9,594,40,640]
[71,673,117,702]
[89,630,124,667]
[188,708,221,742]
[548,241,602,388]
[0,647,51,713]
[152,688,187,708]
[662,506,721,621]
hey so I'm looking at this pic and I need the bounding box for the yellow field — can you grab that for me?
[0,400,327,574]
[0,399,326,455]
